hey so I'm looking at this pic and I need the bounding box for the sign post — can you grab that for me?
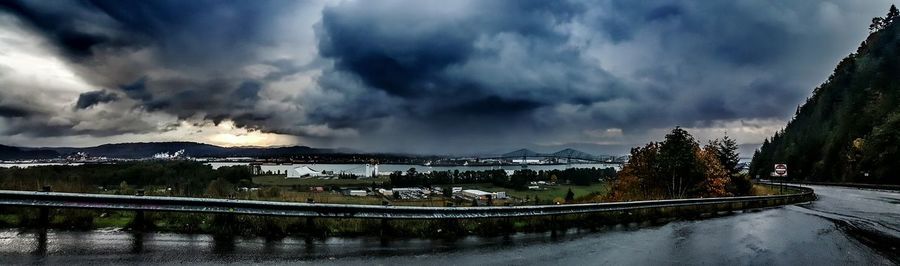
[773,164,788,193]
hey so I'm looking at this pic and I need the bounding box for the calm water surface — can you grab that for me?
[208,162,620,175]
[0,163,83,168]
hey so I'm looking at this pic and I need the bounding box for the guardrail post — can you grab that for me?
[134,189,145,231]
[550,215,557,237]
[305,198,316,235]
[380,219,389,237]
[503,216,514,235]
[380,201,390,237]
[38,186,51,228]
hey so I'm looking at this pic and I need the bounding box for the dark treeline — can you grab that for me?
[751,5,900,185]
[0,161,252,196]
[0,161,617,196]
[0,145,58,160]
[1,161,618,195]
[388,167,616,189]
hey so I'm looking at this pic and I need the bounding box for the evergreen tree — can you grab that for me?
[869,5,898,32]
[710,135,740,177]
[659,127,702,198]
[871,17,885,32]
[888,5,899,23]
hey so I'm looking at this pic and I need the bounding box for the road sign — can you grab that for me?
[773,164,787,177]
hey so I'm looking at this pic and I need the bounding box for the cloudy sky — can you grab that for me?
[0,0,894,154]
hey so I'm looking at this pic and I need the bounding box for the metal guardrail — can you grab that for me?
[763,180,900,192]
[0,185,815,219]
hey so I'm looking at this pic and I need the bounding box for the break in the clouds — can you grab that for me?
[0,0,894,153]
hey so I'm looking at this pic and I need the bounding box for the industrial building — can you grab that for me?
[461,189,492,199]
[347,190,367,196]
[286,166,326,178]
[364,163,380,178]
[461,189,507,200]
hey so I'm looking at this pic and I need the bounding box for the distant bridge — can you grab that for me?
[462,148,626,164]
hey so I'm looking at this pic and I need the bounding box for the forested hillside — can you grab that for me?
[46,142,332,159]
[0,142,338,160]
[0,145,58,160]
[750,6,900,185]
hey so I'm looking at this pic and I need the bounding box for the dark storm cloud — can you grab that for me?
[75,90,118,109]
[0,0,893,152]
[0,1,129,59]
[125,77,272,124]
[234,81,263,109]
[1,0,297,138]
[314,0,627,130]
[447,96,542,115]
[310,1,660,131]
[0,0,283,79]
[306,0,892,153]
[0,97,155,138]
[317,0,583,100]
[0,0,281,64]
[0,105,31,118]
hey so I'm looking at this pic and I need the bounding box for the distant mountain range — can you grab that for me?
[0,145,60,160]
[0,142,342,160]
[481,142,761,158]
[462,143,632,158]
[0,140,762,161]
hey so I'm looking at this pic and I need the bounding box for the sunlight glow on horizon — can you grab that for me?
[206,121,298,147]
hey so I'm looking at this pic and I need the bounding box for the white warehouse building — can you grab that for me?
[461,189,492,200]
[286,166,326,178]
[461,189,508,200]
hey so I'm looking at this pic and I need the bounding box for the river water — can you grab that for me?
[0,185,897,265]
[207,162,621,175]
[0,163,84,168]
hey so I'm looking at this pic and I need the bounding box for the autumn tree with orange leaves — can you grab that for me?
[607,127,743,202]
[697,144,730,197]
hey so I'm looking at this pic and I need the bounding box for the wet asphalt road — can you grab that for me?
[0,185,897,265]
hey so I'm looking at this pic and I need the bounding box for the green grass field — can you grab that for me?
[252,175,389,187]
[751,183,797,195]
[279,191,385,205]
[460,182,610,203]
[250,175,610,205]
[0,214,17,226]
